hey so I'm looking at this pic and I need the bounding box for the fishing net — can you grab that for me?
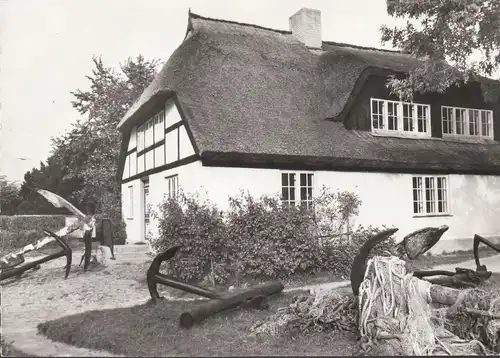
[358,256,499,356]
[250,255,499,355]
[250,290,358,337]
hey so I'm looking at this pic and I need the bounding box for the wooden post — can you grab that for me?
[179,281,284,328]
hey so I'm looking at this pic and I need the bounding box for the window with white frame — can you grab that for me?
[166,175,179,199]
[371,98,431,137]
[127,185,134,219]
[441,106,493,138]
[281,172,314,209]
[136,110,165,153]
[412,175,449,216]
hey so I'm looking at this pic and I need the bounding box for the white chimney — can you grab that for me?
[289,8,322,49]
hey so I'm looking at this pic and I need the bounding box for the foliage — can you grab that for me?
[150,192,227,283]
[149,189,395,285]
[16,160,79,215]
[0,215,66,232]
[0,176,22,215]
[381,0,500,102]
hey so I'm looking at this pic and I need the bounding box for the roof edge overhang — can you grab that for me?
[200,151,500,176]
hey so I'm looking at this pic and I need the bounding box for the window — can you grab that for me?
[137,124,145,152]
[154,111,165,143]
[281,172,314,209]
[371,98,431,137]
[166,175,179,199]
[127,186,134,219]
[441,106,493,138]
[136,110,166,154]
[299,173,314,209]
[412,175,449,216]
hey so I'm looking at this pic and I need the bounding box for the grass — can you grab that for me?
[38,291,359,357]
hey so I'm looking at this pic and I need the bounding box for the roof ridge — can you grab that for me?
[189,11,292,35]
[323,40,409,54]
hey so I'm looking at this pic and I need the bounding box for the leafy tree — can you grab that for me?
[0,176,22,215]
[381,0,500,101]
[16,160,76,215]
[48,55,160,237]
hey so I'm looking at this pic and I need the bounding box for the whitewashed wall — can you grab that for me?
[122,164,500,253]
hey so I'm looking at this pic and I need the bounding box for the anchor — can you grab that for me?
[146,245,284,328]
[1,230,72,281]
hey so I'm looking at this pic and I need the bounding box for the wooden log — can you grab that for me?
[179,281,284,328]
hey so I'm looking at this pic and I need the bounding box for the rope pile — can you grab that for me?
[249,290,358,337]
[358,256,497,356]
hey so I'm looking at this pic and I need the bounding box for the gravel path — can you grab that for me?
[1,251,157,357]
[1,251,349,357]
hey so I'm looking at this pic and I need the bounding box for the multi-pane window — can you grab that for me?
[281,172,314,209]
[154,112,165,143]
[281,173,296,206]
[136,110,165,153]
[371,98,431,137]
[441,106,493,138]
[137,124,145,152]
[299,173,314,209]
[412,175,449,216]
[402,103,414,132]
[166,175,179,200]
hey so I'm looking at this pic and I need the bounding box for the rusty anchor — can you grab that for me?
[1,230,72,281]
[146,245,284,328]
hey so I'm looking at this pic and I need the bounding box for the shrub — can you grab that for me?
[149,188,394,285]
[225,193,322,281]
[0,215,66,232]
[149,192,227,283]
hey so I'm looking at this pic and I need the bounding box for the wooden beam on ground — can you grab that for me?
[179,281,284,328]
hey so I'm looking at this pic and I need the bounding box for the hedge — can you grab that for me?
[149,189,397,285]
[0,215,66,232]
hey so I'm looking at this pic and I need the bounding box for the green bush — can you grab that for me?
[150,193,227,283]
[148,188,395,285]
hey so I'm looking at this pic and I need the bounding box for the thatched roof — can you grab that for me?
[118,11,500,174]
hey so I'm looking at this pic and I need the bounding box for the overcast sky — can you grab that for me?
[0,0,473,183]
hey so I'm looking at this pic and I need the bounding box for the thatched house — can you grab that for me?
[117,8,500,253]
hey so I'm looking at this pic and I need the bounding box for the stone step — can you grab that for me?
[114,244,151,254]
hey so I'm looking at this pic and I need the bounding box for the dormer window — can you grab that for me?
[442,106,493,139]
[371,98,431,138]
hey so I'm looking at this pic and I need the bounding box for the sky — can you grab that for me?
[0,0,474,183]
